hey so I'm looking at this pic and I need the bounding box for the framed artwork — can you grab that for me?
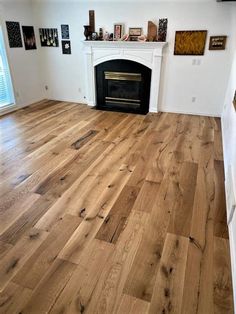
[114,24,124,40]
[209,36,227,50]
[22,26,37,50]
[39,28,59,47]
[129,28,142,41]
[174,30,207,56]
[158,18,168,42]
[62,40,71,54]
[233,90,236,111]
[61,24,70,39]
[6,21,23,48]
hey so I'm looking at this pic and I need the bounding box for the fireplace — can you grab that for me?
[96,60,151,114]
[82,41,167,113]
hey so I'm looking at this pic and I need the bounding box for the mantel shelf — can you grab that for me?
[82,40,168,49]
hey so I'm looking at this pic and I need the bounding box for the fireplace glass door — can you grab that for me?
[96,60,151,114]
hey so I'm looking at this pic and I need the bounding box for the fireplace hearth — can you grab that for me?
[96,60,151,114]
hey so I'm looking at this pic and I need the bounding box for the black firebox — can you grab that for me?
[95,60,151,115]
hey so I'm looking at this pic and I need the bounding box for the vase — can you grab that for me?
[84,25,91,41]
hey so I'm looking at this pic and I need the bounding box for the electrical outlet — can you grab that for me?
[192,96,196,103]
[45,85,49,91]
[196,59,201,66]
[192,59,196,65]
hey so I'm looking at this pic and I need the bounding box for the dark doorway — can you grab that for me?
[95,60,151,115]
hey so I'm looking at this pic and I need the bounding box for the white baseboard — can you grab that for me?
[228,219,236,309]
[160,108,221,118]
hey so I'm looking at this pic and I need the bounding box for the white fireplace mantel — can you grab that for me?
[82,41,167,113]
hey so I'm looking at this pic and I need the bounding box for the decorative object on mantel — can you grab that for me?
[174,30,207,55]
[39,28,59,47]
[129,28,142,41]
[6,21,23,48]
[92,32,98,41]
[233,90,236,111]
[89,10,95,33]
[109,33,114,41]
[114,24,124,40]
[61,24,69,39]
[104,32,109,41]
[22,26,37,50]
[83,25,91,41]
[99,28,103,40]
[147,21,158,42]
[62,40,71,54]
[158,18,168,42]
[121,34,129,41]
[209,36,227,50]
[138,35,147,42]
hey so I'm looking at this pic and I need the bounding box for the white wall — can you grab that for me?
[0,0,45,108]
[222,5,236,307]
[32,0,233,116]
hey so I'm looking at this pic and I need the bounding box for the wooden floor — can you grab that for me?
[0,100,233,314]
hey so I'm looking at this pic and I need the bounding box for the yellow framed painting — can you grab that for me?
[174,30,207,56]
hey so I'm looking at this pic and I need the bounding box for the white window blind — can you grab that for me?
[0,26,14,108]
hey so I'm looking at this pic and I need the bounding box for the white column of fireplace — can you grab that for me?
[82,41,167,113]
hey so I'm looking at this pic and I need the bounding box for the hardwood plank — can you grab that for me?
[123,155,183,302]
[84,210,149,314]
[149,233,189,314]
[181,165,215,314]
[49,239,114,314]
[19,258,76,314]
[0,228,48,292]
[0,193,40,235]
[0,282,32,314]
[96,185,140,243]
[12,214,82,289]
[213,237,234,313]
[117,294,150,314]
[168,161,198,237]
[214,160,228,238]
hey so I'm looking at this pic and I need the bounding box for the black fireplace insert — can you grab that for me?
[95,60,151,115]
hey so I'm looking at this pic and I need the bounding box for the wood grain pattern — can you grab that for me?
[0,100,233,313]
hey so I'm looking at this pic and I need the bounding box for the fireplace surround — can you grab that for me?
[83,41,167,113]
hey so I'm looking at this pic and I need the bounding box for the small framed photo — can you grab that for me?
[129,28,142,41]
[209,36,227,50]
[114,24,124,40]
[129,28,142,36]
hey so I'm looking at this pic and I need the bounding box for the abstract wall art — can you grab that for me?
[62,40,71,54]
[39,28,59,47]
[61,24,70,39]
[158,18,168,42]
[6,21,23,48]
[22,26,37,50]
[174,30,207,55]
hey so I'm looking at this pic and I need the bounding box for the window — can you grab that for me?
[0,26,14,108]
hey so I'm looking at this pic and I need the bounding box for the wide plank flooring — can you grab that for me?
[0,100,233,313]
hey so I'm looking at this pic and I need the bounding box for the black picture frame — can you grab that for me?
[6,21,23,48]
[22,26,37,50]
[62,40,71,54]
[61,24,70,40]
